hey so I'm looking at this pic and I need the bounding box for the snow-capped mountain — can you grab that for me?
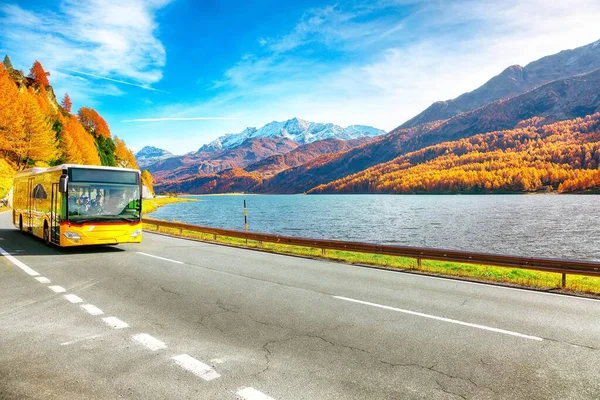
[135,146,174,168]
[198,118,386,153]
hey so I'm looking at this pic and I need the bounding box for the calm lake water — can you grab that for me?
[147,194,600,261]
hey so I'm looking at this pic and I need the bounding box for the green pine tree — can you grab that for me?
[2,55,13,72]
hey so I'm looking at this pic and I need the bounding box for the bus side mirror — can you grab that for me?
[59,175,68,193]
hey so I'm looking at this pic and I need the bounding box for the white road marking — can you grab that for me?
[60,334,104,346]
[64,294,84,304]
[81,304,104,315]
[172,354,221,381]
[236,387,276,400]
[132,333,166,351]
[210,358,224,364]
[334,296,543,341]
[349,261,600,303]
[137,251,184,264]
[35,277,50,283]
[0,246,39,276]
[102,316,129,329]
[48,285,66,293]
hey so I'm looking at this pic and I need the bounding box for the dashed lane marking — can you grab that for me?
[64,294,84,304]
[0,246,39,276]
[81,304,104,316]
[236,387,276,400]
[35,277,50,283]
[334,296,543,341]
[132,333,167,351]
[172,354,221,381]
[136,252,184,264]
[48,285,66,293]
[102,316,129,329]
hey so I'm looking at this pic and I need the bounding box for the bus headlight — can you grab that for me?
[130,229,142,238]
[63,231,81,240]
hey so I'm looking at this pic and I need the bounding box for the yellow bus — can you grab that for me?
[13,164,143,246]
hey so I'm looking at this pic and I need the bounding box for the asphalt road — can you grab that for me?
[1,211,600,399]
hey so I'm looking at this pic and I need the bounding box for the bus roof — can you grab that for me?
[14,164,140,179]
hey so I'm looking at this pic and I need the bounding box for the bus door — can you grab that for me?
[26,177,34,231]
[50,183,60,244]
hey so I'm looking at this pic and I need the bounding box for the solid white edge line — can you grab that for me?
[102,316,129,329]
[334,296,543,341]
[236,387,276,400]
[48,285,66,293]
[132,333,166,351]
[81,304,104,316]
[64,294,84,304]
[0,246,39,276]
[136,252,184,264]
[35,277,50,283]
[172,354,220,381]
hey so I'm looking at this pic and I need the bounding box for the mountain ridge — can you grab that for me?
[400,39,600,129]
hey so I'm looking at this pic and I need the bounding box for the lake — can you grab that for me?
[146,194,600,261]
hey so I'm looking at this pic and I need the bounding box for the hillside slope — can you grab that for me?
[258,67,600,194]
[0,57,140,198]
[400,39,600,128]
[311,113,600,194]
[154,137,373,194]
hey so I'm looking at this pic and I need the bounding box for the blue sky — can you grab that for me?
[1,0,600,154]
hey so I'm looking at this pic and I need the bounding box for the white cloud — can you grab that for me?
[196,0,600,135]
[0,0,170,96]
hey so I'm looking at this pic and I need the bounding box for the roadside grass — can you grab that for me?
[142,197,196,214]
[143,223,600,296]
[0,206,10,213]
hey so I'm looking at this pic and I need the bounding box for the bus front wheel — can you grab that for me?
[19,215,24,233]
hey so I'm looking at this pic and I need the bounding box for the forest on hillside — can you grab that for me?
[0,57,152,198]
[310,114,600,194]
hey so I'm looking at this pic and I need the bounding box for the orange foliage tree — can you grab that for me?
[114,137,138,169]
[28,60,50,88]
[78,107,111,138]
[61,93,72,113]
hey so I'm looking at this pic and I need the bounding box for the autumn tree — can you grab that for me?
[19,88,58,167]
[28,60,50,88]
[113,137,138,169]
[61,93,72,113]
[141,170,154,196]
[0,63,25,158]
[78,107,110,138]
[59,115,101,165]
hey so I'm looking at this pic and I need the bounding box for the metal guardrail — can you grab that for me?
[142,217,600,287]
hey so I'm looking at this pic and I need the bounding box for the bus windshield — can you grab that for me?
[67,183,141,223]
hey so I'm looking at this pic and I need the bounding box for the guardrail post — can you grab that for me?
[213,234,217,241]
[322,248,326,256]
[417,258,422,269]
[562,273,566,289]
[258,241,263,248]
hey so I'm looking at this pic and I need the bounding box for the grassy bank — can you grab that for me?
[142,197,196,214]
[142,223,600,296]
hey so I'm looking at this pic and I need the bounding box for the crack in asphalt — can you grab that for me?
[542,336,600,351]
[159,286,182,296]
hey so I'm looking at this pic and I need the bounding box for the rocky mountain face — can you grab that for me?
[143,118,385,185]
[135,146,174,168]
[198,118,385,153]
[401,39,600,128]
[154,137,375,194]
[152,137,299,183]
[242,66,600,194]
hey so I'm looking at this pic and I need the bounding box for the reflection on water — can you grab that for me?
[147,194,600,261]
